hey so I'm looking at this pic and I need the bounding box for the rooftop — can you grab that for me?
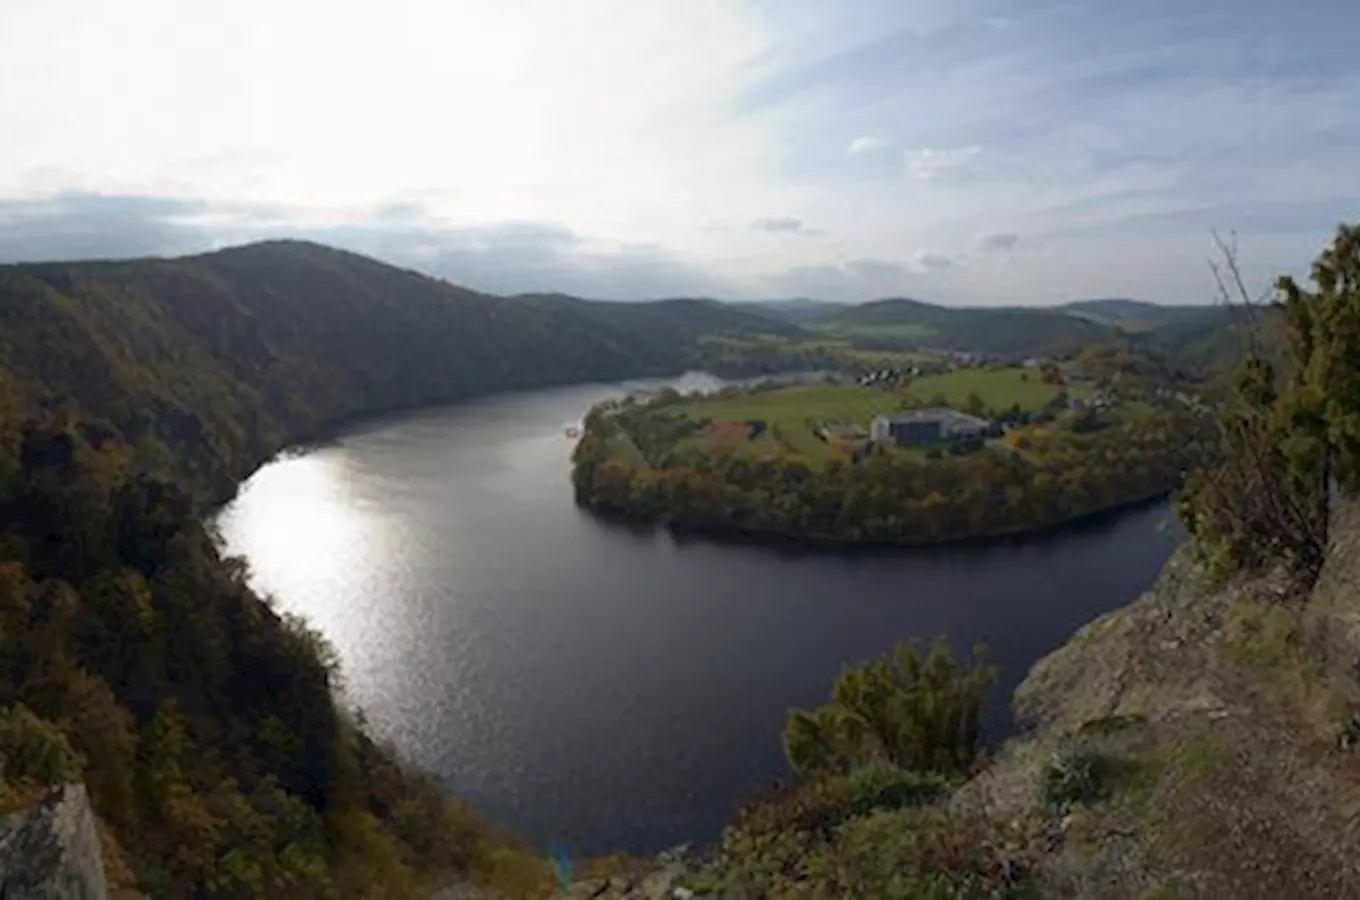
[874,407,990,426]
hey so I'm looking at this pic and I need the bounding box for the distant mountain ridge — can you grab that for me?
[1060,298,1179,320]
[731,293,1240,362]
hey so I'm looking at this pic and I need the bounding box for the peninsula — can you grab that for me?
[572,354,1214,546]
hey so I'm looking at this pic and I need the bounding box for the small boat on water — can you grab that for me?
[565,426,581,438]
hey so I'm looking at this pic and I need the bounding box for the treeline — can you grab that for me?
[573,399,1212,546]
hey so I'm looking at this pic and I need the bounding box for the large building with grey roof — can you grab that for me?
[869,408,993,446]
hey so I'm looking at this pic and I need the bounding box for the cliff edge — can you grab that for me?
[0,785,108,900]
[953,497,1360,898]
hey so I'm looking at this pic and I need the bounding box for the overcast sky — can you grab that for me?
[2,0,1358,304]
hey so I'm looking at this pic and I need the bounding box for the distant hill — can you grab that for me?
[800,295,1258,366]
[1061,298,1177,321]
[811,297,1122,357]
[727,298,846,324]
[1061,298,1225,333]
[0,240,801,495]
[1131,302,1283,375]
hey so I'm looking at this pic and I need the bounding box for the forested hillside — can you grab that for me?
[814,297,1137,356]
[806,295,1246,364]
[0,240,793,499]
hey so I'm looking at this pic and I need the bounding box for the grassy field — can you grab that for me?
[906,366,1090,410]
[645,366,1095,464]
[660,384,899,461]
[667,384,897,426]
[697,334,942,370]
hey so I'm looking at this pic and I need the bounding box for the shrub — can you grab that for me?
[1334,711,1360,752]
[784,638,994,778]
[846,764,948,818]
[1039,747,1106,811]
[0,703,85,786]
[803,806,1029,899]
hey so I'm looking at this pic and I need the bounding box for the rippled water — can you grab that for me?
[217,373,1182,854]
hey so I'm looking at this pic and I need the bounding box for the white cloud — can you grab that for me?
[0,0,806,267]
[847,136,885,155]
[905,146,982,179]
[977,232,1019,253]
[751,216,822,236]
[912,249,953,271]
[765,257,917,302]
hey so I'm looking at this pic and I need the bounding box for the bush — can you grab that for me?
[802,806,1029,899]
[1334,711,1360,752]
[846,764,948,818]
[783,638,994,778]
[0,704,85,786]
[1040,747,1106,811]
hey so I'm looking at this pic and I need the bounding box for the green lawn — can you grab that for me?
[655,384,903,463]
[644,369,1091,465]
[906,367,1091,411]
[664,384,900,427]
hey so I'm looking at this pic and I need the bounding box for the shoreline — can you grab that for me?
[578,489,1177,555]
[209,365,820,511]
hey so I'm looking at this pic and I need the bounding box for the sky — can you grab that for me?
[1,0,1358,305]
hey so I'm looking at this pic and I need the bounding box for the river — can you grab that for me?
[216,372,1183,855]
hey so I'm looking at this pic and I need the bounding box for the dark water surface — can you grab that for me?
[217,373,1182,855]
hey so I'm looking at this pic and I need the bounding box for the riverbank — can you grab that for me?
[588,488,1176,553]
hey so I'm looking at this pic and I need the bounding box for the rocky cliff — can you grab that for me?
[0,785,108,899]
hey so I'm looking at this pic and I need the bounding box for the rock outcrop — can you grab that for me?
[0,785,108,899]
[549,845,711,900]
[956,501,1360,898]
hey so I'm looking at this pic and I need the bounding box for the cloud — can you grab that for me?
[977,232,1019,253]
[0,0,795,255]
[750,216,822,236]
[5,1,1360,306]
[765,257,925,302]
[904,146,982,179]
[847,136,885,155]
[0,193,217,261]
[0,192,740,301]
[912,250,953,271]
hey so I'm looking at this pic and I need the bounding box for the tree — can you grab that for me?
[784,639,993,778]
[0,703,85,785]
[963,392,987,417]
[1178,229,1340,586]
